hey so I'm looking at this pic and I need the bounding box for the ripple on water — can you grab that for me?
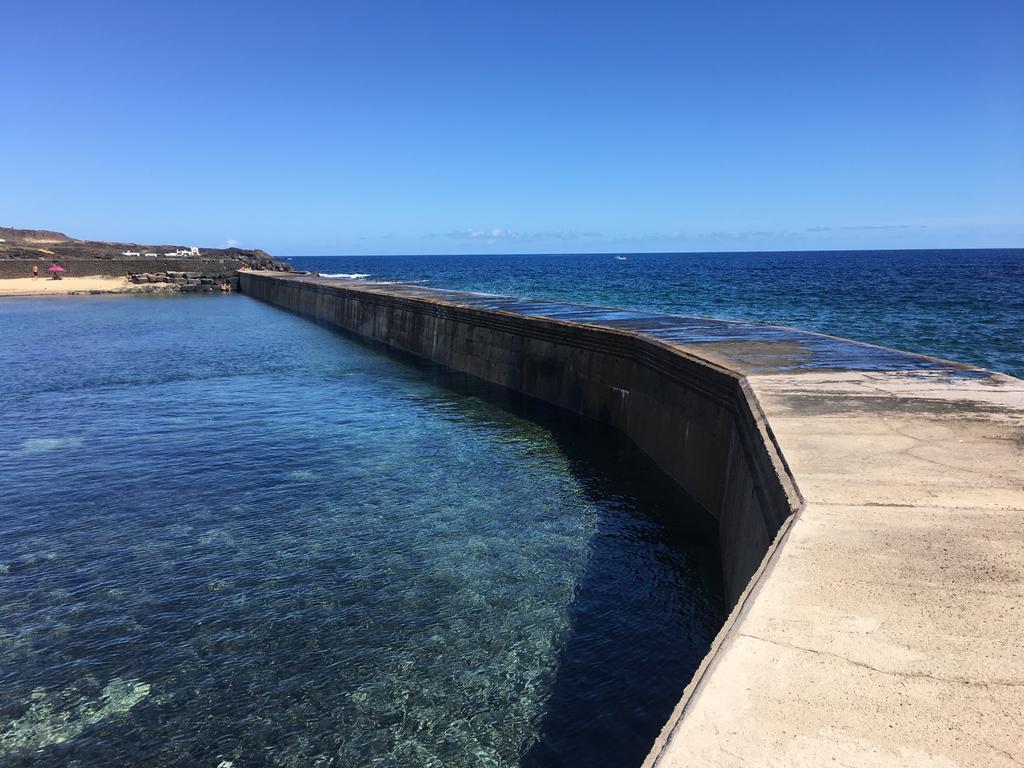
[0,296,724,767]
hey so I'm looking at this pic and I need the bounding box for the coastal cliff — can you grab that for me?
[0,227,292,280]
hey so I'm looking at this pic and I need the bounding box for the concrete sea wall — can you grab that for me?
[240,271,798,603]
[240,271,1024,767]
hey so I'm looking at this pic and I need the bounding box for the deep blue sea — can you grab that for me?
[291,249,1024,378]
[0,295,723,767]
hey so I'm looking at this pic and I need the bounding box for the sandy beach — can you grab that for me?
[0,276,173,297]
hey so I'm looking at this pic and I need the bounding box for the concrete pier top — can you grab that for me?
[245,273,1024,767]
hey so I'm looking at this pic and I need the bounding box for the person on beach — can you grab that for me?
[32,264,38,279]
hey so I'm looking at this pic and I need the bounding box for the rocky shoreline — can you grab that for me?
[128,270,240,292]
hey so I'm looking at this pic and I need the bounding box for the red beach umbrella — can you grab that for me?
[48,265,65,272]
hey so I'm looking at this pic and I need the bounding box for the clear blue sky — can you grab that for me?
[3,0,1022,255]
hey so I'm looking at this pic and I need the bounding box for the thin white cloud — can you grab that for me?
[805,224,925,233]
[429,228,602,243]
[441,228,518,240]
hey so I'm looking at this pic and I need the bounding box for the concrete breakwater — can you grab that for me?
[240,271,1024,767]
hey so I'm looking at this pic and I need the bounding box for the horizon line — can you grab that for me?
[280,244,1024,258]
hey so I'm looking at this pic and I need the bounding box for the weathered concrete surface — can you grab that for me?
[239,272,1024,767]
[648,370,1024,768]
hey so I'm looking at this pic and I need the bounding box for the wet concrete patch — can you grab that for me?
[770,393,1018,418]
[321,279,982,377]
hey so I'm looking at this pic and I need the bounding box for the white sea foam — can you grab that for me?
[318,274,435,285]
[19,437,84,454]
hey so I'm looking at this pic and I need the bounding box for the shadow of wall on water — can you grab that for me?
[253,306,729,768]
[404,359,727,768]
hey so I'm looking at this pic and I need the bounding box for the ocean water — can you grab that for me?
[0,295,723,768]
[291,249,1024,378]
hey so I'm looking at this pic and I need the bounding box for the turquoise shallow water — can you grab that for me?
[293,249,1024,378]
[0,295,723,767]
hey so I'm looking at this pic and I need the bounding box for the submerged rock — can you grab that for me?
[0,678,150,756]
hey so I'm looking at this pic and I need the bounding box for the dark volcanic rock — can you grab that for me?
[0,226,292,273]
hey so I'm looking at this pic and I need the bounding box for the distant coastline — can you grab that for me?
[0,226,291,295]
[0,226,286,269]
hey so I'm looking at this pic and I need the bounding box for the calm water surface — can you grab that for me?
[292,249,1024,378]
[0,295,723,767]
